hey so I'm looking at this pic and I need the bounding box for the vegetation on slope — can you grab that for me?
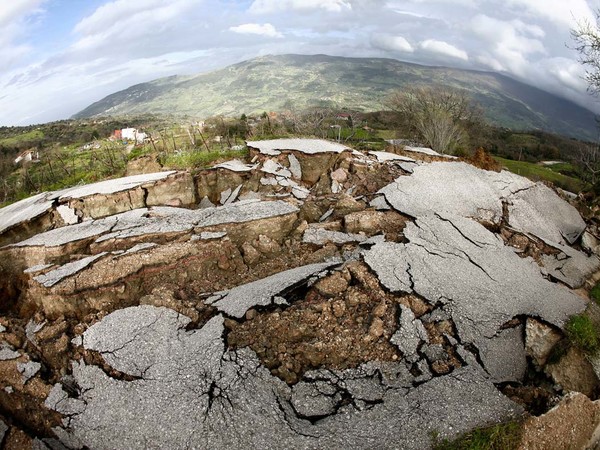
[72,54,599,141]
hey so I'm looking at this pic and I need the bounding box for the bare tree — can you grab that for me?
[577,144,600,184]
[386,86,477,154]
[571,12,600,95]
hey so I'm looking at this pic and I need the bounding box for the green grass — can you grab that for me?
[0,129,44,146]
[432,421,523,450]
[494,157,586,193]
[565,314,599,354]
[591,282,600,305]
[163,147,249,169]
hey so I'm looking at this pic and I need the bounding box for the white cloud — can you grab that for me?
[420,39,468,61]
[503,0,595,29]
[250,0,352,14]
[230,23,283,38]
[471,15,546,75]
[371,33,413,53]
[0,1,45,27]
[0,0,46,69]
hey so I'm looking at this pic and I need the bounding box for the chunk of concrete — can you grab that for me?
[33,253,108,288]
[369,151,416,163]
[208,261,341,318]
[363,213,586,365]
[478,325,527,383]
[58,171,176,201]
[379,162,532,223]
[391,305,429,363]
[288,154,302,179]
[248,139,350,156]
[17,360,42,383]
[508,183,586,245]
[0,342,19,360]
[540,243,600,289]
[262,160,292,178]
[213,160,257,172]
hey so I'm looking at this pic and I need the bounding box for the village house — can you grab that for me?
[111,128,148,144]
[14,149,39,165]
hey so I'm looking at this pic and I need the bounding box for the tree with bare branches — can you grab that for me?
[386,86,478,154]
[571,12,600,95]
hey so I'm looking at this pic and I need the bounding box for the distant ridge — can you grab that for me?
[74,54,598,140]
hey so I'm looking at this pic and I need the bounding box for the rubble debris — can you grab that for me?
[17,360,42,383]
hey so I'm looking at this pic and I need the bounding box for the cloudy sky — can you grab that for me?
[1,0,599,126]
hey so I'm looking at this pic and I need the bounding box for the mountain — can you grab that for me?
[74,54,598,140]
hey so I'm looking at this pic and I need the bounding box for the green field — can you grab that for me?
[0,129,44,147]
[494,157,586,193]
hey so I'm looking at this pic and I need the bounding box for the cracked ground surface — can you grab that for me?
[0,143,598,448]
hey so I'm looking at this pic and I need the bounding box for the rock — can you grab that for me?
[344,210,384,235]
[17,361,42,384]
[525,318,563,369]
[369,317,385,338]
[315,272,349,297]
[241,242,261,266]
[582,231,600,254]
[331,168,348,183]
[546,346,599,397]
[519,392,600,450]
[334,194,363,216]
[126,155,163,175]
[255,235,281,255]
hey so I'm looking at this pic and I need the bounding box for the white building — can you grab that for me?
[14,149,39,165]
[121,128,147,144]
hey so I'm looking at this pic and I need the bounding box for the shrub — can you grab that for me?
[590,282,600,305]
[565,314,599,354]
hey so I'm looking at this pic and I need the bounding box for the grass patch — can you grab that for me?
[565,314,599,354]
[432,421,523,450]
[494,157,585,193]
[163,147,249,169]
[591,282,600,305]
[0,129,44,146]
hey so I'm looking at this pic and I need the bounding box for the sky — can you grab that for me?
[0,0,599,126]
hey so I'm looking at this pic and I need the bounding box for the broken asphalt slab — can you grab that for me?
[9,200,298,249]
[207,261,341,318]
[47,305,522,449]
[247,138,350,156]
[363,213,586,372]
[379,162,586,247]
